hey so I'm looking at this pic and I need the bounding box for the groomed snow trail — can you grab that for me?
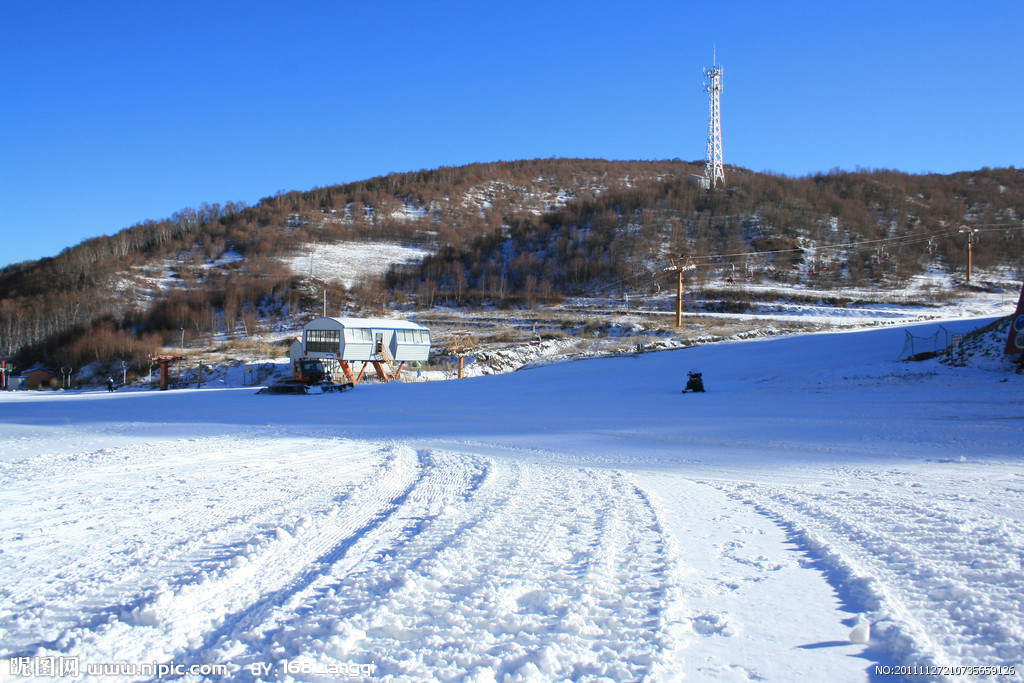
[635,474,877,682]
[709,464,1024,676]
[0,434,686,681]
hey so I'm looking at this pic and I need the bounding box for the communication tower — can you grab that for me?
[703,52,724,190]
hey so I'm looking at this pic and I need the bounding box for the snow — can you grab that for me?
[280,242,432,289]
[2,311,1023,681]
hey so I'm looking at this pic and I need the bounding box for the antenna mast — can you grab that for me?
[703,51,724,190]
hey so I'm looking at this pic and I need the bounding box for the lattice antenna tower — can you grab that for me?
[703,50,724,190]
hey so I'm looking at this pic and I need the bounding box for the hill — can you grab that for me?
[0,159,1022,381]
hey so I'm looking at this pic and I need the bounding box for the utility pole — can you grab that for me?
[676,270,683,325]
[663,257,696,327]
[959,226,979,284]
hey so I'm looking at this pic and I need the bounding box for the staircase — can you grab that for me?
[372,340,400,381]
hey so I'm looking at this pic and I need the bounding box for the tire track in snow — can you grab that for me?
[634,473,881,682]
[204,451,685,682]
[192,447,493,679]
[167,446,488,674]
[3,439,684,681]
[709,468,1024,678]
[0,434,387,662]
[64,441,424,668]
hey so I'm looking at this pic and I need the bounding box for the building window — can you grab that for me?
[396,330,426,343]
[343,328,373,342]
[306,329,340,353]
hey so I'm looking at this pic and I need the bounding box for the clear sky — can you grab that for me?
[2,1,1022,267]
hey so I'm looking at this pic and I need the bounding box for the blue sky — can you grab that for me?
[2,1,1022,267]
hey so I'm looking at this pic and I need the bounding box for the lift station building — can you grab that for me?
[291,317,431,382]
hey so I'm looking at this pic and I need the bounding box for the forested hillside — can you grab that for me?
[1,158,1021,376]
[387,164,1023,305]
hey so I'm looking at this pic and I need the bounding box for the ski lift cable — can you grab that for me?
[674,222,1018,269]
[554,221,1019,297]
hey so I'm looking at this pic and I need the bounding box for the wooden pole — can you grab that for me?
[664,258,694,328]
[967,236,973,284]
[675,269,683,327]
[960,227,978,285]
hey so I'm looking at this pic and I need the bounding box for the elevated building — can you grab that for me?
[292,317,430,382]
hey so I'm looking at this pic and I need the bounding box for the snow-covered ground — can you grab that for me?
[280,243,432,289]
[1,310,1022,681]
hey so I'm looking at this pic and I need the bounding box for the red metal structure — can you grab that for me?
[150,355,184,391]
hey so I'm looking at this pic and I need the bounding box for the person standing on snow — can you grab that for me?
[107,377,115,392]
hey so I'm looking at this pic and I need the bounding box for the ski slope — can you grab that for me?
[1,317,1022,681]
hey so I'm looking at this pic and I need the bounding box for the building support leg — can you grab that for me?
[371,361,391,382]
[340,360,356,383]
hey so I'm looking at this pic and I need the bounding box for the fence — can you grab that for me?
[898,325,954,360]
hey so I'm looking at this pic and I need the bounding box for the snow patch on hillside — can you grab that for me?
[280,242,432,288]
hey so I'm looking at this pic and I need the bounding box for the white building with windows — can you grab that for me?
[291,317,431,382]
